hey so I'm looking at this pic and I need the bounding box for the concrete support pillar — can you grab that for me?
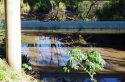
[5,0,21,71]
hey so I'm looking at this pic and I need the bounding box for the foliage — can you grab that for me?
[22,55,32,73]
[22,63,32,72]
[95,0,125,21]
[0,0,4,20]
[64,47,106,82]
[23,0,51,12]
[76,1,110,21]
[21,0,30,14]
[0,67,20,82]
[63,0,81,9]
[77,1,92,21]
[49,0,66,21]
[0,21,2,29]
[10,74,18,81]
[0,67,6,81]
[0,59,37,82]
[1,0,125,21]
[22,54,30,64]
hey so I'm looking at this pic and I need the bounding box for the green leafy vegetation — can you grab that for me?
[21,0,30,14]
[0,67,6,81]
[0,65,19,82]
[22,55,32,73]
[22,63,32,72]
[0,0,4,20]
[0,21,2,29]
[1,0,125,21]
[48,0,66,21]
[96,0,125,21]
[64,47,106,82]
[0,59,37,82]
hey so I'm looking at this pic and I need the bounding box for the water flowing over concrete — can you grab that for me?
[1,20,125,33]
[21,21,125,34]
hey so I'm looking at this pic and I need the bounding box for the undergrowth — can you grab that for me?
[0,59,38,82]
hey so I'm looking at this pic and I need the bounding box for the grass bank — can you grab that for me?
[0,0,4,20]
[0,58,38,82]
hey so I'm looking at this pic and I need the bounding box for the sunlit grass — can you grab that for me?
[0,59,38,82]
[0,0,4,20]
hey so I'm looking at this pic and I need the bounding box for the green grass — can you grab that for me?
[0,59,38,82]
[0,1,4,20]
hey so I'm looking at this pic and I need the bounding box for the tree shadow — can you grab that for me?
[81,34,125,51]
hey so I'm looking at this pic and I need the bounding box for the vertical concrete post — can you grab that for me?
[5,0,21,71]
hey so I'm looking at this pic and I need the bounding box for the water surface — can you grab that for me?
[21,33,125,82]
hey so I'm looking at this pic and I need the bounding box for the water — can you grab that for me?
[22,34,70,66]
[21,33,125,82]
[40,77,124,82]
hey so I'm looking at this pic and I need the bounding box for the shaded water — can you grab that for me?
[39,77,124,82]
[22,33,125,82]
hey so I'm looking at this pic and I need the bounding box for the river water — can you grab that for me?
[22,33,125,82]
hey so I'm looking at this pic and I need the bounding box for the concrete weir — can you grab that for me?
[21,21,125,34]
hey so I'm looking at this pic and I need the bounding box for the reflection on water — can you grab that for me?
[21,33,125,82]
[22,35,71,66]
